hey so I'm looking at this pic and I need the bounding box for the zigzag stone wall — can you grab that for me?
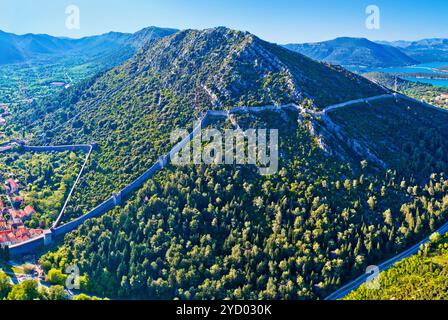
[52,197,116,238]
[5,103,339,257]
[8,236,45,257]
[11,94,425,257]
[22,145,93,153]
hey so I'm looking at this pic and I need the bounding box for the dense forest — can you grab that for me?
[17,27,385,228]
[0,271,101,300]
[327,98,448,179]
[21,28,448,300]
[2,2,448,299]
[39,110,448,299]
[346,234,448,300]
[0,150,84,228]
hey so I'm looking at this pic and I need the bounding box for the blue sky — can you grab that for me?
[0,0,447,43]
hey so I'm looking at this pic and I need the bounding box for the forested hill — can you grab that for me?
[41,108,448,300]
[382,38,448,63]
[0,27,177,65]
[284,37,418,68]
[128,27,385,109]
[22,27,381,222]
[29,26,389,154]
[29,27,448,300]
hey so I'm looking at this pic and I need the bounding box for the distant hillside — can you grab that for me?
[363,72,448,110]
[376,40,413,48]
[0,31,71,64]
[363,72,418,90]
[0,27,178,65]
[380,38,448,63]
[284,37,418,67]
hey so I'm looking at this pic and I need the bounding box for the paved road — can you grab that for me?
[325,221,448,300]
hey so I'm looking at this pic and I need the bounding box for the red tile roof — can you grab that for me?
[5,178,18,191]
[24,206,36,216]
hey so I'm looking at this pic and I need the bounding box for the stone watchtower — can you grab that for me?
[43,230,53,246]
[112,192,123,206]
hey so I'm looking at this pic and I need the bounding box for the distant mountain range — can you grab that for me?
[3,27,448,69]
[285,37,448,68]
[380,38,448,63]
[284,37,418,68]
[0,27,178,65]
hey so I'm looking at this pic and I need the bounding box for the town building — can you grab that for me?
[0,177,42,247]
[5,178,19,194]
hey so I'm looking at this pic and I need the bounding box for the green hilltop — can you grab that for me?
[6,27,448,300]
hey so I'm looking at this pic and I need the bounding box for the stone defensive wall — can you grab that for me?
[12,94,430,257]
[22,144,93,153]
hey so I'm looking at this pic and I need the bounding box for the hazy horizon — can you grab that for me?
[1,0,447,44]
[0,25,446,45]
